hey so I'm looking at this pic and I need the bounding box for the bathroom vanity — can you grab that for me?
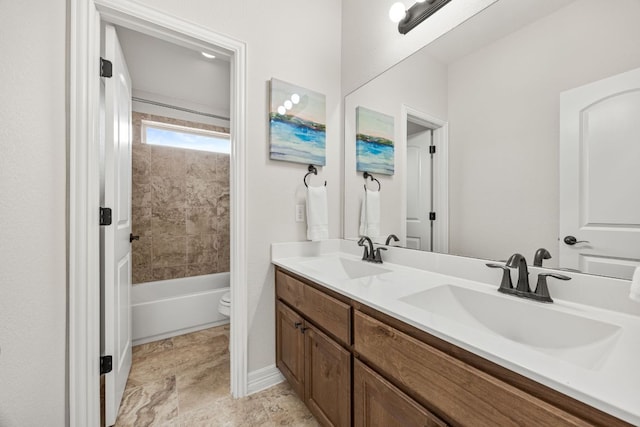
[272,241,640,427]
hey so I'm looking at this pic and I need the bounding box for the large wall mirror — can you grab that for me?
[344,0,640,280]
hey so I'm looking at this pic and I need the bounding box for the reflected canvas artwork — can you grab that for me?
[269,78,326,166]
[356,106,394,175]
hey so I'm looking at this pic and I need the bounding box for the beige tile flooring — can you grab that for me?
[115,325,319,426]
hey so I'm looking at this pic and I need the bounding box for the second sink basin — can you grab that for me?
[399,285,621,370]
[300,256,390,281]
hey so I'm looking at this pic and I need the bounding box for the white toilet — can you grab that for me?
[218,291,231,317]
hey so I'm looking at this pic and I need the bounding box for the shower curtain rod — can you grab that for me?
[132,96,230,121]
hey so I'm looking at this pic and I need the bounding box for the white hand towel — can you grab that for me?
[306,185,329,241]
[359,189,380,239]
[630,266,640,302]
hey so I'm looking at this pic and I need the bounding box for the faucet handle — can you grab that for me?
[373,247,387,263]
[534,273,571,303]
[486,263,513,292]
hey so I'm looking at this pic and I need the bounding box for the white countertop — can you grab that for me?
[272,240,640,425]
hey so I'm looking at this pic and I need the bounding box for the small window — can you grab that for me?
[142,120,230,154]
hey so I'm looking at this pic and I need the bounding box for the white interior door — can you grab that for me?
[406,129,433,251]
[559,67,640,279]
[102,24,133,426]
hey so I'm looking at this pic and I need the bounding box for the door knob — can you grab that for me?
[563,235,589,246]
[129,233,140,243]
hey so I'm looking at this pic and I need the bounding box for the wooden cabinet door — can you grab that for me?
[354,359,446,427]
[304,323,351,427]
[276,301,305,398]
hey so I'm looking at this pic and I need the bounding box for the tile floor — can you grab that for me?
[115,325,319,426]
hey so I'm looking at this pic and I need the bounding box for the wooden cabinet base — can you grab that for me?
[275,266,631,427]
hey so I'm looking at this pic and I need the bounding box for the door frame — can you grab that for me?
[69,1,248,425]
[400,105,449,253]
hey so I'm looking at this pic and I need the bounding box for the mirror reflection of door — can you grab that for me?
[559,67,640,280]
[406,121,433,251]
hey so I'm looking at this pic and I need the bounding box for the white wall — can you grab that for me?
[344,50,447,243]
[341,0,497,95]
[447,0,640,263]
[0,1,67,426]
[133,0,343,373]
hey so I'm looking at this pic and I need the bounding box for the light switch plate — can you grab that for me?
[295,204,305,222]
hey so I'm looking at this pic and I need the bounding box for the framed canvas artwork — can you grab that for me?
[269,78,326,166]
[356,106,394,175]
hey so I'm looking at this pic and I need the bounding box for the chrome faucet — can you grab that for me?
[358,236,387,263]
[385,234,400,246]
[486,253,571,303]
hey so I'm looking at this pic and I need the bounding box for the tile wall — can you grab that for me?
[131,112,230,284]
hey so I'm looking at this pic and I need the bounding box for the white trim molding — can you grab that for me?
[401,104,449,253]
[69,1,249,425]
[247,365,285,395]
[68,1,101,425]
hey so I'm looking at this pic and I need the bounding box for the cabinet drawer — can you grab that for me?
[276,269,351,345]
[354,359,446,427]
[354,311,589,427]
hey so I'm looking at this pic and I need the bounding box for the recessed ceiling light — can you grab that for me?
[201,52,216,59]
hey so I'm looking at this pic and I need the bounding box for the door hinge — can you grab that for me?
[100,58,113,78]
[100,207,112,226]
[429,212,436,221]
[429,145,436,154]
[100,355,113,375]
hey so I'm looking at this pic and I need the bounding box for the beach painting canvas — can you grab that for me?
[356,107,394,175]
[269,78,326,166]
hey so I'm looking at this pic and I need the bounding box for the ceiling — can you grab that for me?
[116,26,230,118]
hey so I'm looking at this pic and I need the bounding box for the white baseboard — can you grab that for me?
[247,365,285,395]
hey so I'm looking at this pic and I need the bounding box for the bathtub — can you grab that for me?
[131,272,230,346]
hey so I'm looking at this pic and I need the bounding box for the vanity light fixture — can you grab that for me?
[391,0,453,35]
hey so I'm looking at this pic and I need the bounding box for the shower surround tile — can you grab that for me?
[132,236,152,268]
[132,143,151,184]
[151,236,187,268]
[115,326,318,427]
[151,207,186,237]
[152,266,187,281]
[151,175,186,209]
[186,207,217,236]
[132,182,152,208]
[150,145,186,178]
[131,112,230,284]
[185,176,217,207]
[132,207,152,237]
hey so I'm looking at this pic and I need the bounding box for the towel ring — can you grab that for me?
[363,172,381,191]
[304,165,327,188]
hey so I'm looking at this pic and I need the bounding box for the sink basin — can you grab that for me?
[300,256,390,281]
[399,285,621,369]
